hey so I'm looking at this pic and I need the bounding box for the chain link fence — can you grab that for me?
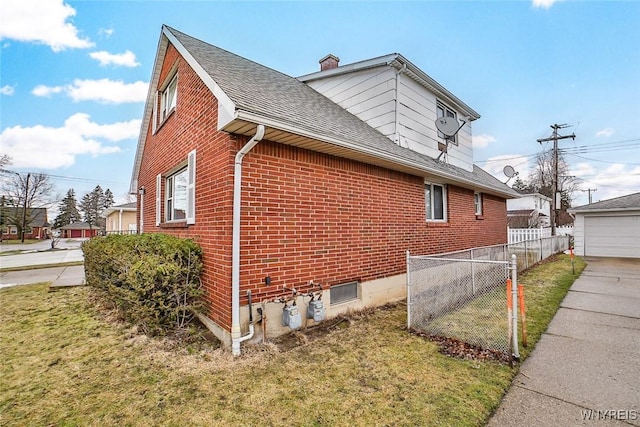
[407,235,570,358]
[407,256,511,355]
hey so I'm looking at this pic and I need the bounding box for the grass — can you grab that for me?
[0,254,584,426]
[0,239,41,245]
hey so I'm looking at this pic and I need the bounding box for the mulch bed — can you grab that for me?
[412,330,513,365]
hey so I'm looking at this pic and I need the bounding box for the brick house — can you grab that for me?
[130,26,517,354]
[1,207,50,240]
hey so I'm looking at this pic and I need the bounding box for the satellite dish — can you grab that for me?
[435,116,460,137]
[503,165,516,178]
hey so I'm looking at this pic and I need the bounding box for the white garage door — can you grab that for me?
[584,215,640,258]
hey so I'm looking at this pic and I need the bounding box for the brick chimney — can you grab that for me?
[319,54,340,71]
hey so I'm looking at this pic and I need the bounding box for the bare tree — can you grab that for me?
[1,171,56,242]
[526,149,578,210]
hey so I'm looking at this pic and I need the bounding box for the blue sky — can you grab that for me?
[1,0,639,211]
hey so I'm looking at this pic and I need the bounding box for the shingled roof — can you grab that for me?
[132,26,517,199]
[569,192,640,213]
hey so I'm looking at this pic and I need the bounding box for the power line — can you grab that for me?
[565,153,640,166]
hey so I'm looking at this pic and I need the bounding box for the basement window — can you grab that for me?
[330,281,359,305]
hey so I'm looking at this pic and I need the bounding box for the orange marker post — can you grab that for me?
[518,282,528,348]
[570,246,575,275]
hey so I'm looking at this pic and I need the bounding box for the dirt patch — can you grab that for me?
[271,316,352,352]
[412,330,512,365]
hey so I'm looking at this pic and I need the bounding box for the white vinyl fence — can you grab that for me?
[508,227,573,244]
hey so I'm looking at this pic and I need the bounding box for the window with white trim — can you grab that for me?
[160,74,177,122]
[436,102,458,145]
[425,183,447,221]
[155,149,196,225]
[474,192,483,216]
[166,168,188,222]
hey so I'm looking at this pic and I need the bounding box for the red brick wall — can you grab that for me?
[137,44,508,332]
[239,141,507,304]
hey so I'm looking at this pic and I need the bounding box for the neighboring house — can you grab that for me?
[101,202,137,234]
[0,207,50,240]
[130,25,517,354]
[59,222,100,239]
[506,192,551,228]
[568,192,640,258]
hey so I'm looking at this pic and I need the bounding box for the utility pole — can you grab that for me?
[587,188,596,204]
[21,173,31,243]
[537,124,575,236]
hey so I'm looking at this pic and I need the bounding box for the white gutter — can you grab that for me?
[231,124,265,356]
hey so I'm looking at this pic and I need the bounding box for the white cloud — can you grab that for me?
[0,113,141,169]
[32,84,64,97]
[89,50,140,67]
[595,128,615,138]
[0,0,93,51]
[532,0,560,9]
[572,162,640,205]
[1,85,15,95]
[472,134,496,149]
[32,79,148,103]
[98,28,114,38]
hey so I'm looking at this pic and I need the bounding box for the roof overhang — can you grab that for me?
[568,207,640,215]
[223,111,514,199]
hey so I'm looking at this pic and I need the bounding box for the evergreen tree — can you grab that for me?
[53,189,81,229]
[102,188,115,210]
[79,185,115,231]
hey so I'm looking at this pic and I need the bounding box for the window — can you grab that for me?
[436,102,458,145]
[166,168,188,222]
[160,74,177,122]
[474,192,483,216]
[425,183,446,221]
[156,149,196,226]
[330,281,359,305]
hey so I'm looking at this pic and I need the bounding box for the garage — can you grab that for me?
[569,192,640,259]
[584,215,640,258]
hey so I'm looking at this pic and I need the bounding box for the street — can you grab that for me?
[0,238,86,288]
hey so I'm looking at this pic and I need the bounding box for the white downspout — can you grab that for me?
[231,124,265,356]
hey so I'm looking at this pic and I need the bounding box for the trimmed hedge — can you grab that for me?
[82,233,203,335]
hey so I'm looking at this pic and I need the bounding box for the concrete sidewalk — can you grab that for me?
[0,265,85,289]
[0,248,83,270]
[488,257,640,426]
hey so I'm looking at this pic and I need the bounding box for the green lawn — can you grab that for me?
[0,254,584,426]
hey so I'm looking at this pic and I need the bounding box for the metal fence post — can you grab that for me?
[511,254,520,360]
[471,247,476,294]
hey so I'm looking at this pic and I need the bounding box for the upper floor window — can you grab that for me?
[426,182,447,221]
[474,192,483,216]
[436,102,458,145]
[161,74,177,121]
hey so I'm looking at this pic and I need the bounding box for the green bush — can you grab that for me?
[82,234,204,335]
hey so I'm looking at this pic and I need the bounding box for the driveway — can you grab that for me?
[488,257,640,426]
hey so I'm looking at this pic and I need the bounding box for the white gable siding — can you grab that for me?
[507,195,551,218]
[397,76,473,171]
[306,64,474,172]
[306,66,397,140]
